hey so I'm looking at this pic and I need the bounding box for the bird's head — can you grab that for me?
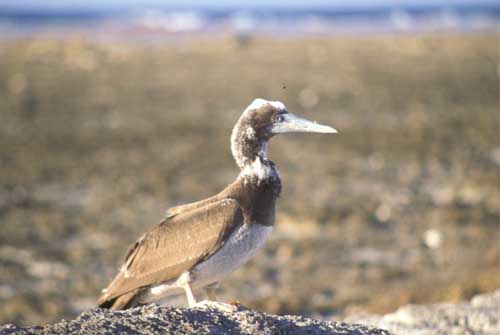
[231,98,337,169]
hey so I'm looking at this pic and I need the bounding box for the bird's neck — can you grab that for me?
[239,154,279,183]
[231,122,264,167]
[231,126,279,182]
[232,138,268,168]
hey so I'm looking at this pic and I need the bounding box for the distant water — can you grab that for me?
[0,4,498,38]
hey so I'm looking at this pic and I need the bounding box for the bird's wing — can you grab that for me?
[164,195,219,219]
[98,198,243,304]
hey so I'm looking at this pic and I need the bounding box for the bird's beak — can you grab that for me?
[270,113,338,134]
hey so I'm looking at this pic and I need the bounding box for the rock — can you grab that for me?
[0,305,390,335]
[345,290,500,335]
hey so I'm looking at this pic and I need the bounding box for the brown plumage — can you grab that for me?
[97,98,336,310]
[98,200,241,307]
[98,176,279,309]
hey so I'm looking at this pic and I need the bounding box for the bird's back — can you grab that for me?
[97,192,244,309]
[98,162,281,310]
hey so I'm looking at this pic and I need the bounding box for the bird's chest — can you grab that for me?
[190,223,272,286]
[242,176,281,225]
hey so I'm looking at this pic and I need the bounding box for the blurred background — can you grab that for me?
[0,0,499,327]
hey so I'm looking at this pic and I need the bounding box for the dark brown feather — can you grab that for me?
[97,198,244,306]
[98,101,285,309]
[164,195,219,219]
[99,289,143,310]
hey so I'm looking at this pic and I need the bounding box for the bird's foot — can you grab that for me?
[193,300,239,312]
[228,300,250,310]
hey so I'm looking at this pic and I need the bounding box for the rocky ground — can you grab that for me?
[2,291,499,335]
[0,305,389,335]
[345,290,500,335]
[0,34,498,326]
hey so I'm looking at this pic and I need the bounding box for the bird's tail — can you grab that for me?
[98,289,143,310]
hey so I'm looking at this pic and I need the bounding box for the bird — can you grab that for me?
[97,98,337,311]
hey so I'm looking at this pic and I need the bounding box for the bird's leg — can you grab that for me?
[191,283,238,312]
[205,282,219,301]
[182,283,198,307]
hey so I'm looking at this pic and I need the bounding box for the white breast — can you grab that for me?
[190,223,273,288]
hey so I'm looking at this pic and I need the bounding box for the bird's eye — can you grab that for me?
[275,114,285,123]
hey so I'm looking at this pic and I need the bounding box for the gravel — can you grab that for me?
[0,305,390,335]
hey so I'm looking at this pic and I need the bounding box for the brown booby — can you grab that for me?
[97,98,337,310]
